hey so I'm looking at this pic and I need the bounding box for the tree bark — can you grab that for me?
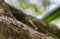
[0,0,55,39]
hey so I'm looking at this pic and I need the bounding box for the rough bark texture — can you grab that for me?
[0,0,55,39]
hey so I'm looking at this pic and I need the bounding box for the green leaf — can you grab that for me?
[42,7,60,22]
